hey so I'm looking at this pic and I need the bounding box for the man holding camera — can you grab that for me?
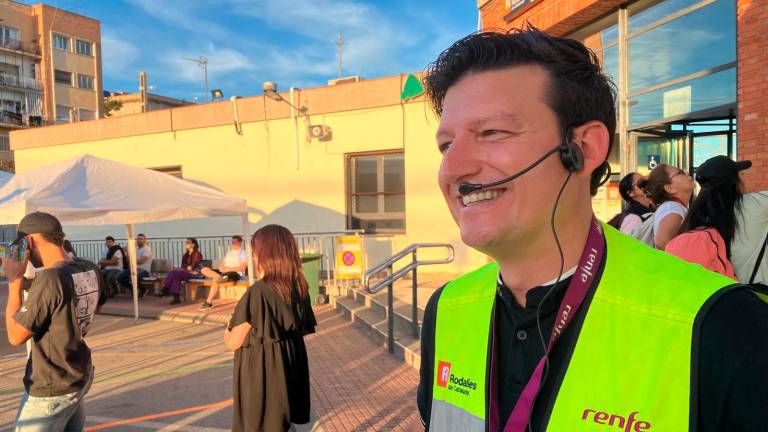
[3,212,106,431]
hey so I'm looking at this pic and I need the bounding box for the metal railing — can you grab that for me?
[0,37,41,56]
[0,111,46,128]
[0,73,43,91]
[71,230,364,287]
[365,243,454,353]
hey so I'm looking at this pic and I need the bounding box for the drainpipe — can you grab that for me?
[290,87,299,170]
[231,96,242,135]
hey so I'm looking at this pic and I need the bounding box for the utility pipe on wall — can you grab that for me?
[290,87,299,170]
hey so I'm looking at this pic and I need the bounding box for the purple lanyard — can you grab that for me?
[489,217,606,432]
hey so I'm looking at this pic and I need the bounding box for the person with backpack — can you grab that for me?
[669,155,768,286]
[607,172,653,234]
[639,163,694,250]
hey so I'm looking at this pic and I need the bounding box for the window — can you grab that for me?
[347,152,405,232]
[1,26,21,49]
[151,166,183,178]
[78,108,95,121]
[0,135,10,152]
[54,69,72,86]
[77,74,93,90]
[52,33,69,51]
[76,39,92,56]
[55,104,71,123]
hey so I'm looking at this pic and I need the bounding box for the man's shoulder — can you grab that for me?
[699,286,768,351]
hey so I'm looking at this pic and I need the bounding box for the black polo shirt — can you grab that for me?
[417,261,768,431]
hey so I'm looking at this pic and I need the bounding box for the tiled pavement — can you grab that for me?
[9,291,423,431]
[306,305,422,431]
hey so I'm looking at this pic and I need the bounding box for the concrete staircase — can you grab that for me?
[330,272,457,371]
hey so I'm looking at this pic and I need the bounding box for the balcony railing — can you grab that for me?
[0,37,41,56]
[0,111,47,128]
[0,73,43,92]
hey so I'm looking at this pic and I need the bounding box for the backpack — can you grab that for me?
[627,213,655,246]
[665,228,735,279]
[607,212,625,230]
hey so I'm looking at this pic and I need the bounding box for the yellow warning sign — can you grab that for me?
[336,235,362,280]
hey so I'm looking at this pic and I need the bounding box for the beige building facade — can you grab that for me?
[105,91,192,117]
[0,0,102,172]
[10,73,625,273]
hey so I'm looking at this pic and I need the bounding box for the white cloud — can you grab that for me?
[127,0,231,39]
[101,31,140,79]
[158,45,258,84]
[231,0,421,78]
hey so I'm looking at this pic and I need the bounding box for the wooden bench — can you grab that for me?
[183,279,250,302]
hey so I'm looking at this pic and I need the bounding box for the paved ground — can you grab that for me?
[0,288,422,431]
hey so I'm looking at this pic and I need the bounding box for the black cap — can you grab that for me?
[695,155,752,187]
[12,212,64,245]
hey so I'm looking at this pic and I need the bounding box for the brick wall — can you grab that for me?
[737,0,768,191]
[480,0,624,36]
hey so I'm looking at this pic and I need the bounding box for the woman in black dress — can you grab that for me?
[224,224,317,432]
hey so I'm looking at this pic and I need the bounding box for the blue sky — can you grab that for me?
[31,0,478,102]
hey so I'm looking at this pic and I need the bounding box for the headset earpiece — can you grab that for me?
[558,141,584,172]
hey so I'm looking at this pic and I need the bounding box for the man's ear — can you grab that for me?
[27,234,37,250]
[570,120,610,174]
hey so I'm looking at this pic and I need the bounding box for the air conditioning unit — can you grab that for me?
[307,124,332,141]
[327,76,364,86]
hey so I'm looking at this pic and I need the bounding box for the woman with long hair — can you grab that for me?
[225,225,317,432]
[639,163,695,250]
[667,156,767,283]
[608,172,654,234]
[162,238,203,305]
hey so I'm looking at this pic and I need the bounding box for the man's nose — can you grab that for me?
[439,133,483,187]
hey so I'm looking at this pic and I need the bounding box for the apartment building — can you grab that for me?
[0,0,102,172]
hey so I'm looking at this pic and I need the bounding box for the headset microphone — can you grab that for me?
[458,145,565,196]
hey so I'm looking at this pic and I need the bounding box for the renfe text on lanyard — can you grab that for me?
[489,217,606,432]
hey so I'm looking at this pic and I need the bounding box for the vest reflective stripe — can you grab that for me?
[430,224,735,431]
[432,262,497,430]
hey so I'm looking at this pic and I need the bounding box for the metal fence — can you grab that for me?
[0,225,16,243]
[70,230,364,287]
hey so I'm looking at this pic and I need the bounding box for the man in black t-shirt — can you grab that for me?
[3,212,106,431]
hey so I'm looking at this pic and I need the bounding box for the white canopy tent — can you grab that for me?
[0,154,252,321]
[0,170,11,187]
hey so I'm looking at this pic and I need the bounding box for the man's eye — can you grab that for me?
[438,142,452,154]
[481,130,506,137]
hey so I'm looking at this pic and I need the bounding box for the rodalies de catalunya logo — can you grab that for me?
[436,360,478,396]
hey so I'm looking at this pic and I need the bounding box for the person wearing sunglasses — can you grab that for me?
[639,163,695,249]
[608,172,654,234]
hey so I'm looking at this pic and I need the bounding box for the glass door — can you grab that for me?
[631,130,693,176]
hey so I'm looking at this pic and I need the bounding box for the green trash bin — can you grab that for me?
[301,253,325,306]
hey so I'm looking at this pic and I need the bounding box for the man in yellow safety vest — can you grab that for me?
[416,28,768,432]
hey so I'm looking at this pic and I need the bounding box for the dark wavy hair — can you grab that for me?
[680,178,743,258]
[619,172,639,204]
[251,224,309,302]
[186,237,199,253]
[423,26,617,195]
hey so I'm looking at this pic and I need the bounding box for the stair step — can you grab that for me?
[346,287,424,337]
[333,295,421,370]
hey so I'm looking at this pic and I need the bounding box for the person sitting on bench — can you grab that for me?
[116,233,153,296]
[199,235,248,310]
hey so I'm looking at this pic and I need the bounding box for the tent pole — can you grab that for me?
[242,214,254,284]
[126,224,139,323]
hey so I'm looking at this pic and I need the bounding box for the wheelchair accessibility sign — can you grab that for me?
[647,155,660,170]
